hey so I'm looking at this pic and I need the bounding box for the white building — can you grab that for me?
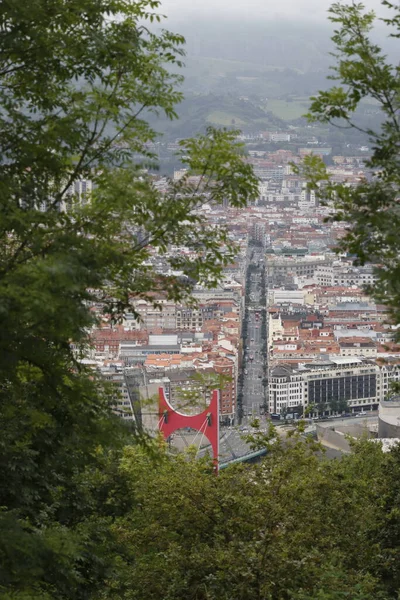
[173,168,188,181]
[314,264,376,288]
[59,178,94,210]
[268,289,306,305]
[270,133,291,142]
[266,254,333,281]
[258,182,269,202]
[268,357,393,415]
[133,299,177,330]
[99,363,135,420]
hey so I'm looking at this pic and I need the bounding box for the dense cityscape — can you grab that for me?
[84,129,400,455]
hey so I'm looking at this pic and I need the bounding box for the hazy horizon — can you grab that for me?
[155,0,398,73]
[161,0,389,22]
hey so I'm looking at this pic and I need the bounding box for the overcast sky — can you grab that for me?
[161,0,388,21]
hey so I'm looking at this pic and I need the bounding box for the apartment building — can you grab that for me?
[134,299,177,330]
[252,222,266,244]
[176,306,203,330]
[268,289,307,305]
[270,132,291,142]
[339,337,377,358]
[268,357,381,415]
[266,255,333,282]
[258,182,269,202]
[314,264,376,288]
[66,178,94,207]
[380,360,400,400]
[253,167,285,180]
[213,356,236,420]
[264,193,301,203]
[299,187,317,209]
[99,363,135,420]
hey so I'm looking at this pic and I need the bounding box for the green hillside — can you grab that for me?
[149,94,286,139]
[266,98,311,120]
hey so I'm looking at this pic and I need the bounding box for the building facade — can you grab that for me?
[268,357,384,415]
[266,255,333,283]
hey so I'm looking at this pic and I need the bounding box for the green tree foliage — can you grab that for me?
[338,398,350,413]
[301,1,400,337]
[329,398,340,414]
[0,0,258,596]
[112,432,394,600]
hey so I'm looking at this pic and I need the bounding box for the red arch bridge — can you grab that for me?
[158,388,267,472]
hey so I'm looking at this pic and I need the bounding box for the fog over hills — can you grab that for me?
[168,17,334,73]
[164,11,398,78]
[148,11,396,138]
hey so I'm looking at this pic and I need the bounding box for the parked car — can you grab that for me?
[356,411,368,417]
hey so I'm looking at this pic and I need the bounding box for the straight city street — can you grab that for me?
[240,247,268,424]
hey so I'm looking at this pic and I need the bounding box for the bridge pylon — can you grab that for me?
[158,387,219,472]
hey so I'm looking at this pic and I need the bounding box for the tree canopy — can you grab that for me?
[111,430,400,600]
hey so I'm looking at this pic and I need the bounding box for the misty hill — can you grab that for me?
[181,56,327,98]
[163,16,397,98]
[150,16,391,138]
[148,94,286,140]
[161,19,334,99]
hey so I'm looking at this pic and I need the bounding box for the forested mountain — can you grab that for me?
[146,94,286,139]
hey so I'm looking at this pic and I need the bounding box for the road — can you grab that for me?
[241,247,267,424]
[243,311,264,419]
